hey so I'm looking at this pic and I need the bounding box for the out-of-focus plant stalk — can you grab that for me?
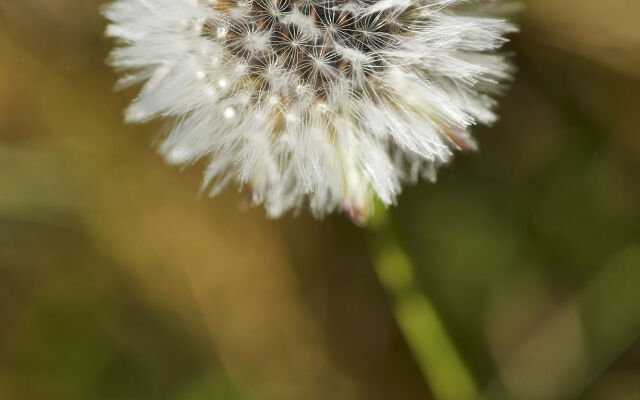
[368,204,477,400]
[482,245,640,400]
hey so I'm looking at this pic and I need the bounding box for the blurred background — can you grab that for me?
[1,0,640,399]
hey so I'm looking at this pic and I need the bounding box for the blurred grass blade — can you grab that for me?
[484,245,640,400]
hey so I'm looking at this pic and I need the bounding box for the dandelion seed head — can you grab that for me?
[104,0,517,222]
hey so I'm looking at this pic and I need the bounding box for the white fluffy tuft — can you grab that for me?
[104,0,516,222]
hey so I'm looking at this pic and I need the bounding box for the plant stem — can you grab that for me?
[368,204,478,400]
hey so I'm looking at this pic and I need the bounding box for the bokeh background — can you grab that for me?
[1,1,640,399]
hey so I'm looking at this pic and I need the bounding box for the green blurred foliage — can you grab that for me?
[1,1,640,399]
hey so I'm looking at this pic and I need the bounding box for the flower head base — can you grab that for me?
[105,0,516,223]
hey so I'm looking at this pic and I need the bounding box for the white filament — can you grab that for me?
[104,0,516,221]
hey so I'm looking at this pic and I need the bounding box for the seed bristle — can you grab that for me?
[201,0,417,103]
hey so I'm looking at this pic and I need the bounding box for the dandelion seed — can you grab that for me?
[104,0,517,222]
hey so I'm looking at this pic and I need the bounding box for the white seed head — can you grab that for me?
[104,0,517,223]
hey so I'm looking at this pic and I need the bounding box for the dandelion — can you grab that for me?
[104,0,517,223]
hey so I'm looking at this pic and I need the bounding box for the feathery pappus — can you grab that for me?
[104,0,517,223]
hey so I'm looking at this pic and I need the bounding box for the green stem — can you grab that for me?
[368,204,478,400]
